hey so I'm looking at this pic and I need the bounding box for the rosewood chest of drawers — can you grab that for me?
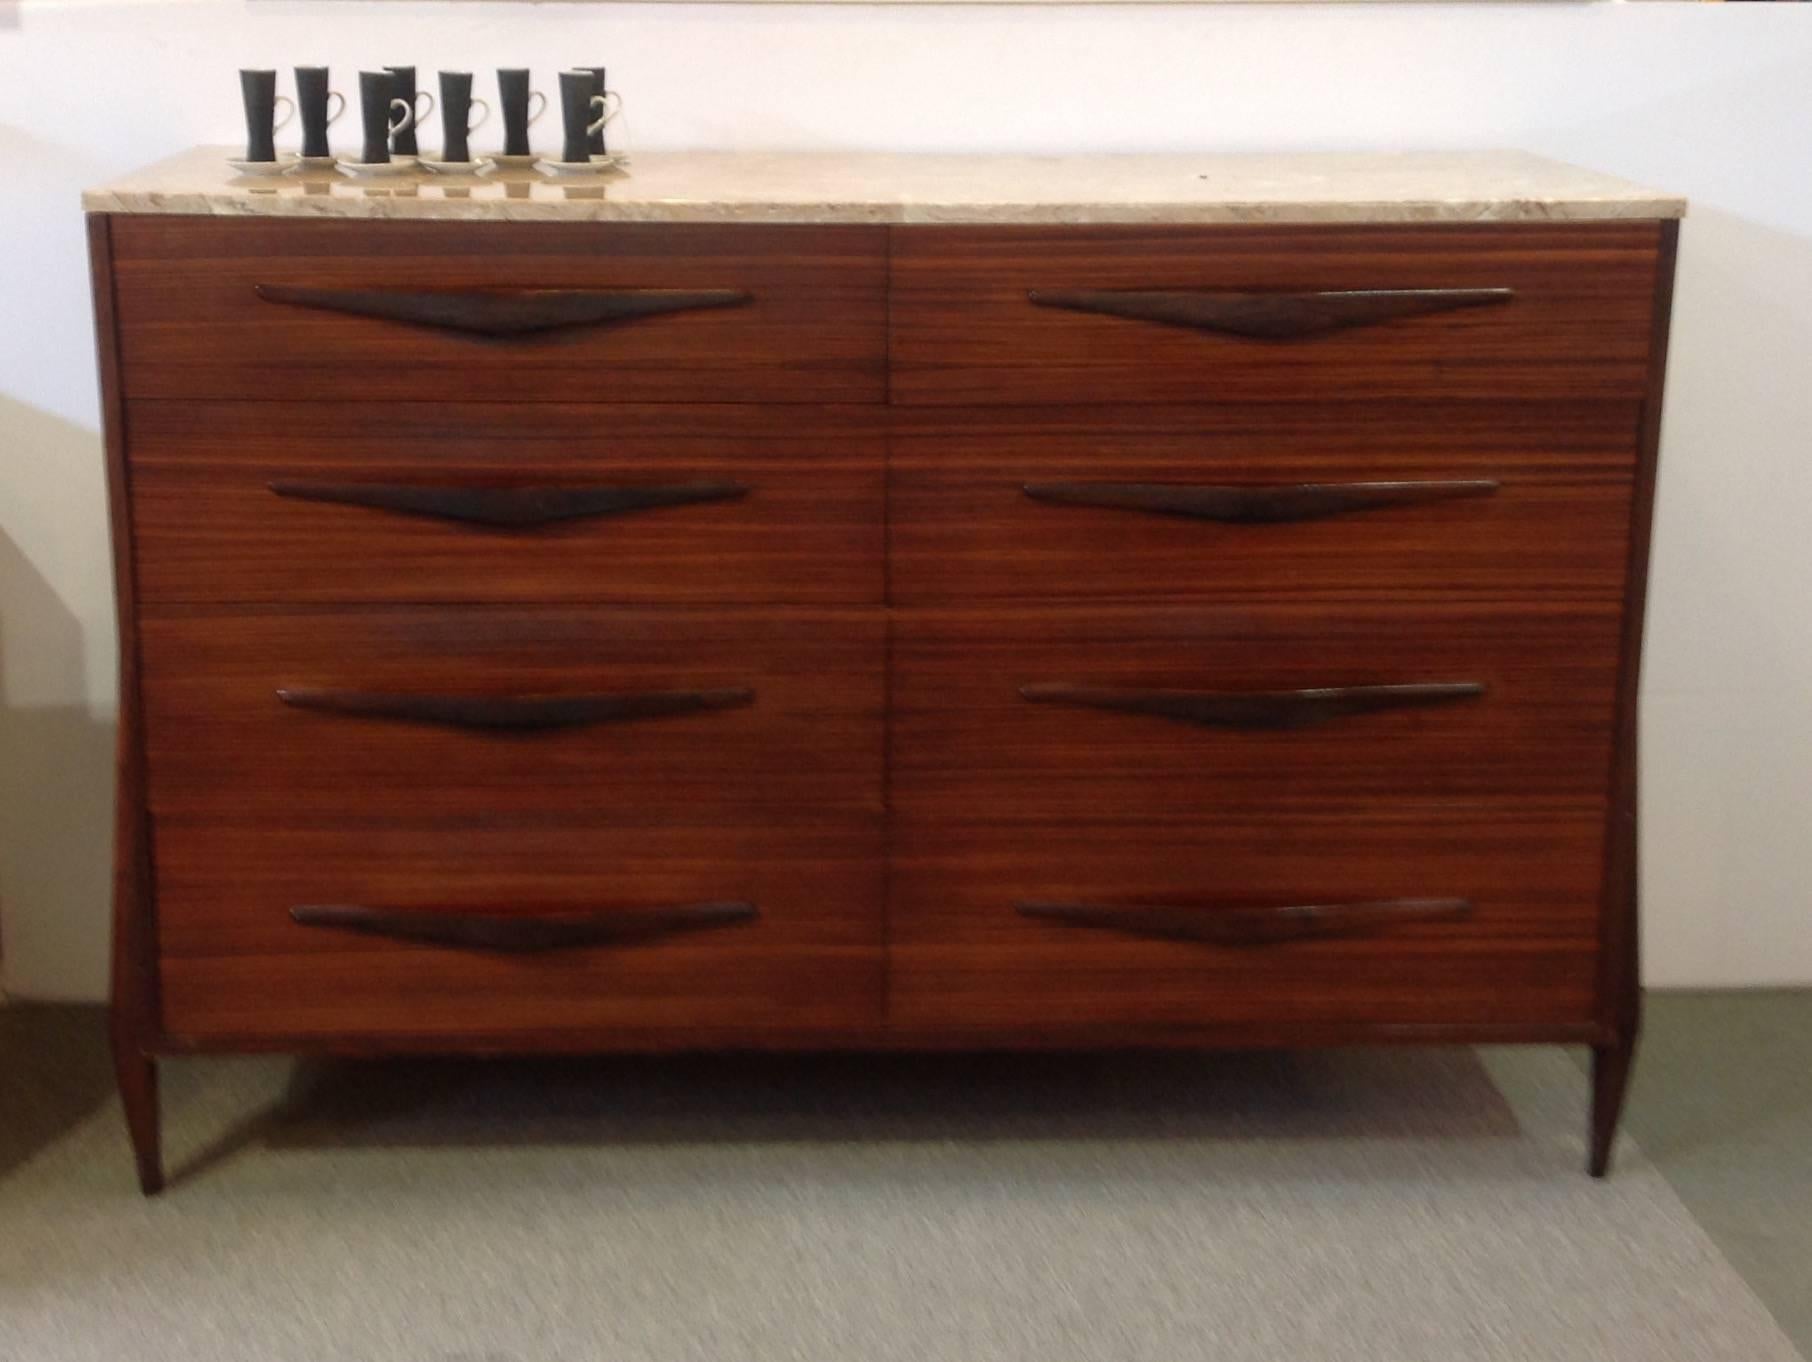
[85,149,1683,1192]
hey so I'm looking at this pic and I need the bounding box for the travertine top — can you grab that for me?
[83,147,1684,225]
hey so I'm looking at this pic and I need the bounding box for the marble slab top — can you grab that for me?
[84,147,1685,225]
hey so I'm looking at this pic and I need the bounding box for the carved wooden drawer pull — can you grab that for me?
[253,284,752,338]
[1022,479,1498,524]
[290,900,758,953]
[1026,287,1514,341]
[1018,897,1472,946]
[269,479,750,529]
[277,687,754,732]
[1019,681,1485,731]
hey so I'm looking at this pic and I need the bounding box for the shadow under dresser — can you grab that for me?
[83,148,1684,1192]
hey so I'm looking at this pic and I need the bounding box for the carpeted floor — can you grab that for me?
[1572,990,1812,1352]
[0,1015,1801,1362]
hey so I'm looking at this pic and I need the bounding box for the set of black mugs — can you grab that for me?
[236,65,622,178]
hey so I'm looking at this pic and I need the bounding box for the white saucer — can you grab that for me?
[421,159,483,175]
[288,156,338,175]
[227,157,294,178]
[535,158,610,179]
[336,158,419,179]
[479,154,539,172]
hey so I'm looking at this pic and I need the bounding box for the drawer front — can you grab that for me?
[891,403,1639,605]
[156,818,882,1040]
[891,223,1663,406]
[140,608,884,819]
[111,217,887,404]
[889,812,1601,1030]
[128,403,884,606]
[892,603,1619,822]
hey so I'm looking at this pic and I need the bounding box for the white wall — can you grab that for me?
[2,0,1809,999]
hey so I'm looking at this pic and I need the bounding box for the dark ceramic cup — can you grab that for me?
[558,69,621,164]
[557,70,599,165]
[357,70,413,166]
[294,67,345,160]
[437,72,490,164]
[383,66,434,157]
[496,68,547,158]
[239,69,294,163]
[579,66,610,155]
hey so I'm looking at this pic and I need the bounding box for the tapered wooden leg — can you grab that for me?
[114,1044,165,1195]
[1589,1036,1637,1178]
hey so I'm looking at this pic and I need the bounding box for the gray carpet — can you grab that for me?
[1581,990,1812,1349]
[0,1044,1800,1362]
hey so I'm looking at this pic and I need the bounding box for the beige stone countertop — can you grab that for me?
[83,147,1685,225]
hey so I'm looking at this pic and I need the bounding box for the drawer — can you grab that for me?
[110,217,887,403]
[140,607,884,819]
[891,603,1620,822]
[889,812,1601,1031]
[891,223,1663,405]
[891,403,1639,604]
[155,817,882,1041]
[127,403,884,606]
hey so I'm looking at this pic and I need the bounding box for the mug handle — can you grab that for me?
[324,91,346,126]
[587,91,622,135]
[272,94,296,133]
[388,97,415,135]
[526,90,548,125]
[413,90,436,126]
[466,97,491,135]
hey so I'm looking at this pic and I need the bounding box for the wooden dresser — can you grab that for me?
[85,149,1683,1192]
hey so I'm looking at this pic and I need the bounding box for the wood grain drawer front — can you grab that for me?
[891,403,1639,605]
[109,218,887,404]
[127,403,884,606]
[891,223,1663,406]
[139,608,884,819]
[891,603,1619,822]
[889,813,1600,1031]
[155,818,882,1041]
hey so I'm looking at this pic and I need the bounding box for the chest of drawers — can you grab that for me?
[87,150,1681,1193]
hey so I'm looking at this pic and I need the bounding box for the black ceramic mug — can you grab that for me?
[437,71,490,165]
[496,68,547,158]
[558,70,613,166]
[294,67,345,160]
[239,69,295,163]
[383,66,434,157]
[357,70,414,166]
[578,66,611,156]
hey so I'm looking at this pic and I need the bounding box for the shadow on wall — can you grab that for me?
[0,401,115,1003]
[1639,205,1812,986]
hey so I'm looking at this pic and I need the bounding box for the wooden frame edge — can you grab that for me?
[89,213,165,1194]
[1590,216,1679,1176]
